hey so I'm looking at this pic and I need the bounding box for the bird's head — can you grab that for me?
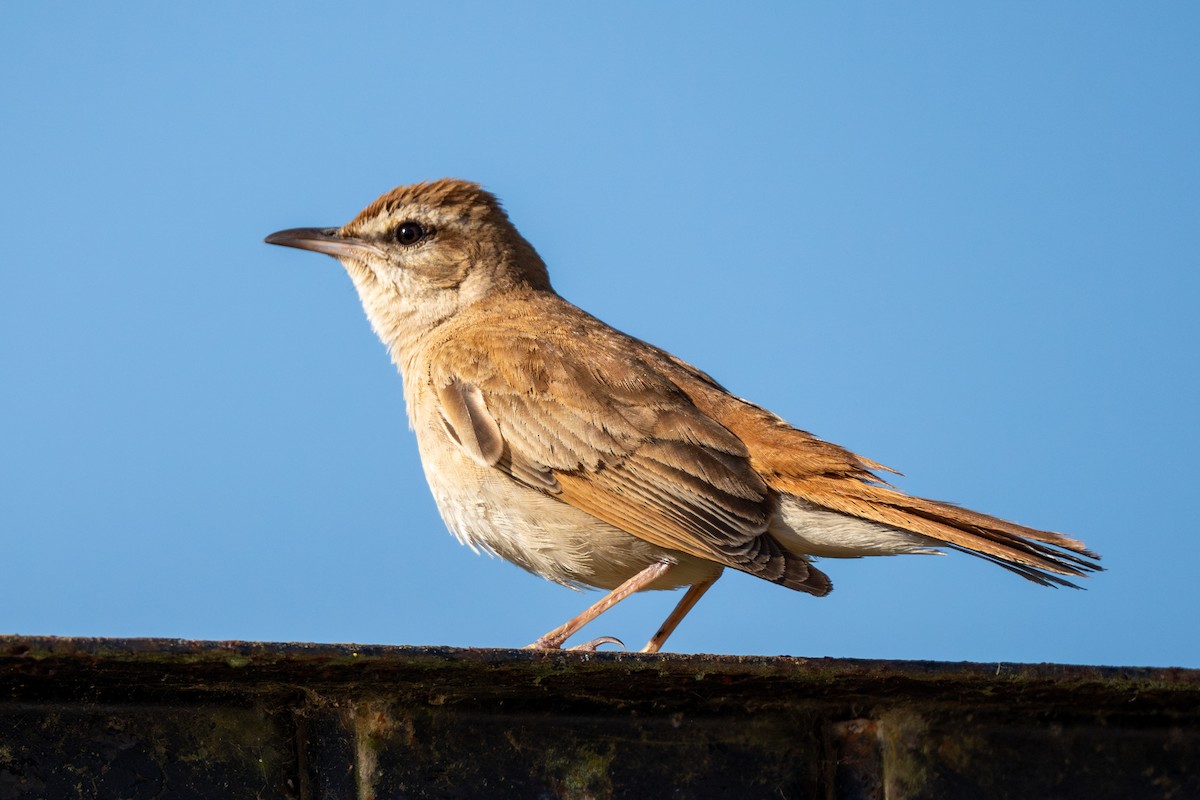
[265,179,551,355]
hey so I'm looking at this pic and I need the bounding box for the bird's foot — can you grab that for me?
[523,635,625,652]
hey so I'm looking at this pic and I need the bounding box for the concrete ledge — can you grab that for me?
[1,636,1197,798]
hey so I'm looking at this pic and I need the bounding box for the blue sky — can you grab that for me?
[3,4,1197,666]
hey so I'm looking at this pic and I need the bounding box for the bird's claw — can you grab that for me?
[567,636,625,652]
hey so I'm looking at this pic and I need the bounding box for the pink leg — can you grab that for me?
[641,574,719,653]
[528,561,672,650]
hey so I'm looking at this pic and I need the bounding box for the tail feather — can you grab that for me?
[665,366,1101,587]
[793,476,1102,584]
[947,546,1089,589]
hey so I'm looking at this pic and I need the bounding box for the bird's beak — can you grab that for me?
[264,227,384,260]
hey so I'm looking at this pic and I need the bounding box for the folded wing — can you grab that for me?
[428,312,832,595]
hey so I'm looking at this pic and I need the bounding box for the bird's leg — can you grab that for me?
[641,574,719,653]
[527,561,672,650]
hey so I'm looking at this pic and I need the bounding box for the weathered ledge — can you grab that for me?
[1,636,1197,799]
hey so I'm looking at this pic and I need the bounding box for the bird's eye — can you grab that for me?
[394,221,428,246]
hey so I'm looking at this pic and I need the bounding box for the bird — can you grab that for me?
[264,179,1101,653]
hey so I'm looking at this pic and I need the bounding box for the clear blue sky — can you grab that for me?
[3,4,1197,666]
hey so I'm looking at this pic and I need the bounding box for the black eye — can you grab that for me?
[394,221,428,246]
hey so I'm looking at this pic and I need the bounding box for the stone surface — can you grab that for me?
[1,637,1197,799]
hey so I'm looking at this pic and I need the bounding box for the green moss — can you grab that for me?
[542,742,617,800]
[879,707,931,798]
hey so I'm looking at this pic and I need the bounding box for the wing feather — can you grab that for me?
[427,318,825,593]
[436,379,503,466]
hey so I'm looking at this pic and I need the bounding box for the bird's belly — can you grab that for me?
[415,430,718,591]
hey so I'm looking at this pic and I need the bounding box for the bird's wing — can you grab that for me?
[426,316,830,595]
